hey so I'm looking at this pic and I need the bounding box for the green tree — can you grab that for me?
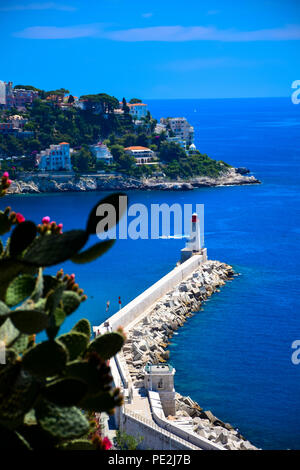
[158,141,186,163]
[129,98,142,104]
[80,94,119,114]
[71,147,95,173]
[122,134,137,148]
[136,133,148,147]
[122,97,129,114]
[109,144,125,163]
[115,430,144,450]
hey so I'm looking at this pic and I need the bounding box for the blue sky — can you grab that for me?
[1,0,299,99]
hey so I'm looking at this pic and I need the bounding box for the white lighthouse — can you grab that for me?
[180,212,207,263]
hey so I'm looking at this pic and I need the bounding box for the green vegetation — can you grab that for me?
[72,146,96,173]
[129,98,142,104]
[0,178,127,450]
[14,85,41,92]
[79,93,119,113]
[115,430,144,450]
[0,85,231,179]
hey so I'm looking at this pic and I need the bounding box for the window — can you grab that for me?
[157,379,163,389]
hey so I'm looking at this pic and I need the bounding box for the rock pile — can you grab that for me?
[123,260,258,450]
[124,261,235,385]
[7,168,260,195]
[174,394,257,450]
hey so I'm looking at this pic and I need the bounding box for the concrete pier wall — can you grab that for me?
[148,391,223,451]
[94,251,207,334]
[93,251,229,451]
[119,409,199,450]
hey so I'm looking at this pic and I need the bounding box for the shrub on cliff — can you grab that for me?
[0,174,127,450]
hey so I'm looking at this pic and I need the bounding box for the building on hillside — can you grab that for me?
[189,143,197,154]
[75,99,104,115]
[11,88,39,108]
[46,94,64,104]
[90,142,113,165]
[0,81,13,108]
[0,121,33,138]
[124,146,156,165]
[166,136,187,150]
[154,122,167,134]
[16,130,34,139]
[122,102,148,120]
[0,81,38,109]
[36,142,72,171]
[113,109,124,115]
[160,117,194,145]
[0,122,15,134]
[8,115,28,129]
[0,81,7,106]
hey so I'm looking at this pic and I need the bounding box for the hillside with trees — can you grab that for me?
[0,87,231,180]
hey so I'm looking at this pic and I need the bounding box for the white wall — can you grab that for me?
[148,391,224,451]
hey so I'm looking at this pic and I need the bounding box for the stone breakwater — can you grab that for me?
[123,260,257,450]
[7,168,260,194]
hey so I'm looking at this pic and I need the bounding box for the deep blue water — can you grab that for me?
[4,98,300,449]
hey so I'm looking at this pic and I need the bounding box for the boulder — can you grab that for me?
[138,340,148,352]
[239,440,256,450]
[216,432,228,445]
[196,429,209,439]
[200,410,218,423]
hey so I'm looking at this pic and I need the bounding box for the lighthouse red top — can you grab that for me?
[192,214,197,223]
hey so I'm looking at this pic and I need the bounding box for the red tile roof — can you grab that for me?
[124,146,151,151]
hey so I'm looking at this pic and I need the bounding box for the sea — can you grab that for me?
[4,97,300,450]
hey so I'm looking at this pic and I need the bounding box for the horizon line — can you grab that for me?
[143,96,289,100]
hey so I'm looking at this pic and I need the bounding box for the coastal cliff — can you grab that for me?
[7,168,260,194]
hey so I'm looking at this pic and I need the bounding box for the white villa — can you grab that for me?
[127,103,148,120]
[90,142,113,165]
[124,146,156,165]
[160,117,194,145]
[37,142,72,171]
[166,136,187,150]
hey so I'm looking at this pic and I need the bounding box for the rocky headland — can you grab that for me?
[7,168,260,194]
[123,260,258,450]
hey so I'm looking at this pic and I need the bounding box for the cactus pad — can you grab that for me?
[9,221,37,257]
[72,319,91,338]
[87,332,125,360]
[42,377,88,407]
[35,400,90,440]
[10,309,49,335]
[5,274,36,307]
[61,291,81,315]
[22,340,68,377]
[57,332,88,361]
[22,230,88,267]
[71,240,115,264]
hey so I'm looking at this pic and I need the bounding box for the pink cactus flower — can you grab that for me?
[102,437,112,450]
[70,274,75,280]
[2,172,9,178]
[42,216,51,224]
[16,213,25,223]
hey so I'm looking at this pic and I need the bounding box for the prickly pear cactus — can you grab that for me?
[0,174,127,450]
